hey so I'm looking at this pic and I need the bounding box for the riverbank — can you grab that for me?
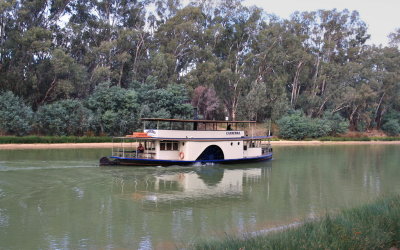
[1,140,400,150]
[192,196,400,249]
[271,140,400,146]
[0,143,115,150]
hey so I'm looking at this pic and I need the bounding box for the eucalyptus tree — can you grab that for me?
[39,49,87,104]
[0,0,53,106]
[153,5,207,86]
[362,46,400,129]
[0,0,90,108]
[243,16,309,121]
[212,2,265,121]
[0,0,13,65]
[289,9,370,118]
[65,0,150,88]
[388,28,400,47]
[153,0,182,26]
[181,0,265,121]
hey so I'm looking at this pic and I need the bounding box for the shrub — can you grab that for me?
[137,80,193,119]
[0,91,33,135]
[308,118,331,138]
[86,82,140,135]
[323,112,349,135]
[277,111,349,140]
[381,119,400,136]
[277,111,310,140]
[36,99,92,136]
[382,109,400,124]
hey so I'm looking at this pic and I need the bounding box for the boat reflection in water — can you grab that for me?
[2,145,398,250]
[109,163,272,207]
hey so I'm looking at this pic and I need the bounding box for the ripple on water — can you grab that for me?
[0,208,9,227]
[0,165,98,172]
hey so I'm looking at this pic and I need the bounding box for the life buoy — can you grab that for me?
[179,152,184,160]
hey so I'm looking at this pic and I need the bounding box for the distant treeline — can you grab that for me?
[1,0,400,137]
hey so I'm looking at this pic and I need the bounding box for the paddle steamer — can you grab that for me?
[99,118,272,166]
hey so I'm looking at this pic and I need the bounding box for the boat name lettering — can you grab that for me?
[145,129,156,135]
[226,131,240,135]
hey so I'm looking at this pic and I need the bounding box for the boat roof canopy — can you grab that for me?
[141,118,256,124]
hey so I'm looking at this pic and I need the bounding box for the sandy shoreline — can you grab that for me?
[0,143,115,150]
[271,140,400,146]
[1,140,400,150]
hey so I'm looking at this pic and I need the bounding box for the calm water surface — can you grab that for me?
[0,145,400,249]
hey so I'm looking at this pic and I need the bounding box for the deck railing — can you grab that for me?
[261,143,272,155]
[113,150,156,159]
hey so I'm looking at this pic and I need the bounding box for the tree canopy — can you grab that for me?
[1,0,400,137]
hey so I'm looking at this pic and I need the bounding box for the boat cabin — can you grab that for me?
[103,118,272,166]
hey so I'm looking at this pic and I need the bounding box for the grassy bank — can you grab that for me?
[318,136,400,141]
[0,136,112,144]
[266,136,400,142]
[193,196,400,249]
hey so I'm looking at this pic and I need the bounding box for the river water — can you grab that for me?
[0,145,399,249]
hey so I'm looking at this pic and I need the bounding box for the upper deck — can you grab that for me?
[138,118,265,140]
[144,129,245,139]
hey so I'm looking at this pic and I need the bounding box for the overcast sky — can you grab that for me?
[243,0,400,46]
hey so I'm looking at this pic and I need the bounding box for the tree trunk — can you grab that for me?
[349,105,359,130]
[291,61,303,107]
[40,77,57,104]
[118,64,123,87]
[374,92,385,128]
[312,56,320,96]
[133,31,145,76]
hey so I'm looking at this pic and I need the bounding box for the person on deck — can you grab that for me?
[137,143,145,153]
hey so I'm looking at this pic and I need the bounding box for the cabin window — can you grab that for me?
[160,141,179,151]
[147,142,155,150]
[249,140,260,148]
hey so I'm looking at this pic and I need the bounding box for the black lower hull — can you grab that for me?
[99,154,272,167]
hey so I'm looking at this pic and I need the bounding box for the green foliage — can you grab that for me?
[193,196,400,250]
[318,136,400,141]
[381,110,400,136]
[35,99,92,136]
[381,119,400,136]
[382,109,400,124]
[319,137,372,141]
[276,111,310,140]
[277,111,349,139]
[86,82,140,135]
[1,0,400,136]
[323,112,349,135]
[137,79,193,119]
[0,91,33,135]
